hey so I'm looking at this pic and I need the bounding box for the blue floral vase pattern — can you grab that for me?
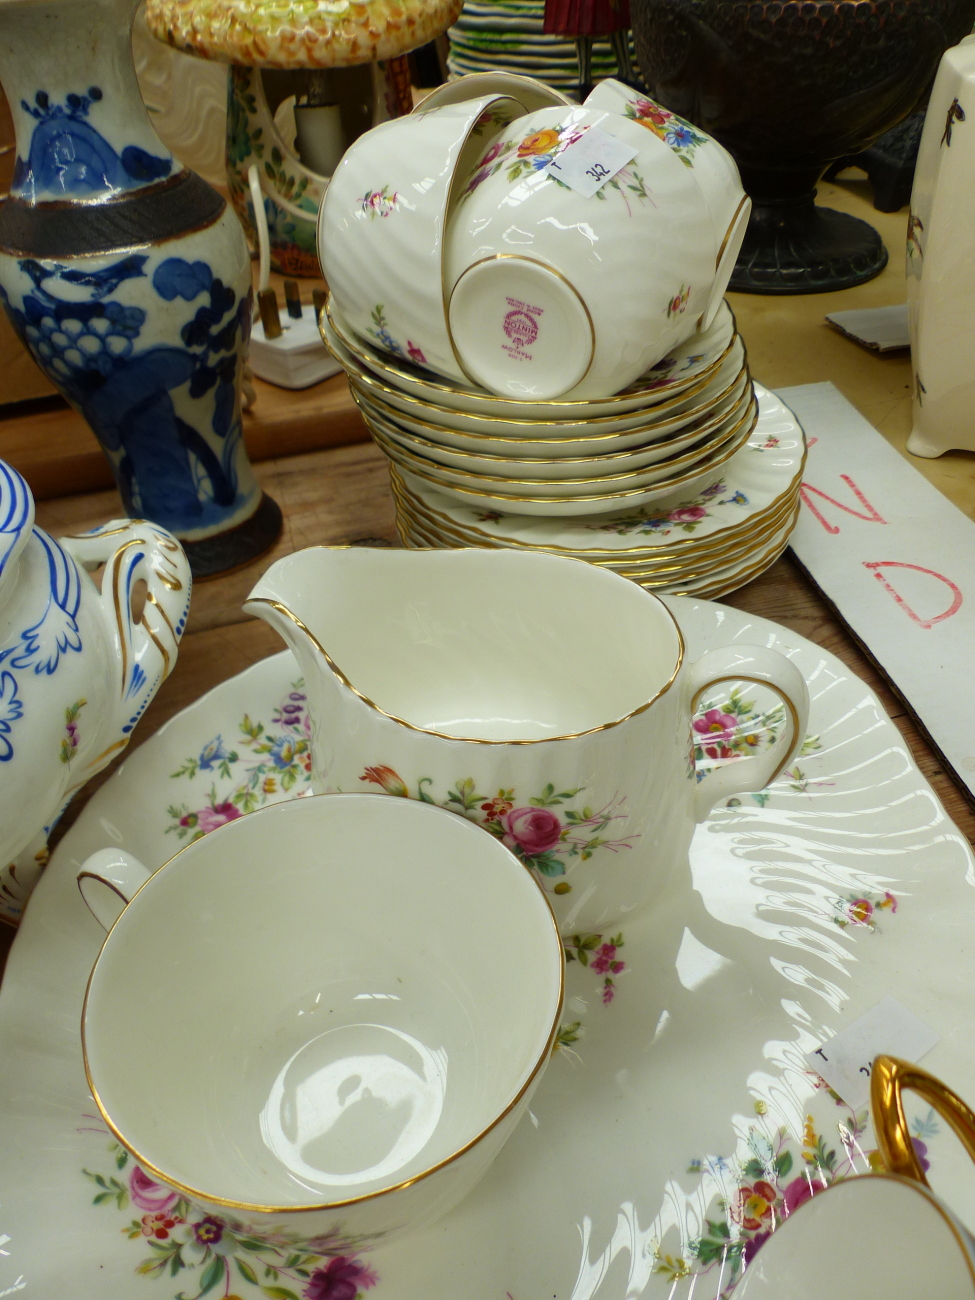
[0,0,281,578]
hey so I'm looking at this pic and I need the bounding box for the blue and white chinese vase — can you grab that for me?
[0,458,191,923]
[0,0,281,578]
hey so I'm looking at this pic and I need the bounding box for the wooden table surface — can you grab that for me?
[3,175,974,978]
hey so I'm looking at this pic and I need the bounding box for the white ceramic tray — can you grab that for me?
[2,596,973,1299]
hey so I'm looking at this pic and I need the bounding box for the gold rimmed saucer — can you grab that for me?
[386,433,807,558]
[361,387,755,484]
[351,372,754,465]
[324,294,740,413]
[392,473,801,579]
[340,337,746,437]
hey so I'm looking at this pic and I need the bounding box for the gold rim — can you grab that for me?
[247,579,685,745]
[714,195,751,271]
[388,430,807,556]
[397,466,801,568]
[350,349,746,436]
[332,307,735,433]
[361,383,754,479]
[351,368,751,459]
[392,472,800,575]
[82,792,566,1216]
[673,518,796,599]
[325,293,739,410]
[396,506,800,606]
[445,253,596,389]
[375,401,759,505]
[389,461,798,560]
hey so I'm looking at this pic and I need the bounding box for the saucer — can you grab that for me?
[326,295,738,420]
[390,382,804,557]
[3,598,974,1298]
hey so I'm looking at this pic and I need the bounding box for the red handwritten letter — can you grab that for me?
[800,475,888,534]
[863,562,963,629]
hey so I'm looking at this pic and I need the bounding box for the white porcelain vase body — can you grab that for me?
[0,459,190,920]
[907,35,975,458]
[245,547,809,933]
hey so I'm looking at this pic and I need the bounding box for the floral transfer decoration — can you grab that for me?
[667,285,690,318]
[358,186,399,219]
[832,890,898,932]
[588,478,749,538]
[59,698,86,763]
[658,1095,937,1294]
[82,1126,378,1299]
[622,96,709,168]
[461,121,652,213]
[166,683,312,840]
[365,304,427,367]
[564,931,626,1003]
[358,766,637,894]
[691,686,782,781]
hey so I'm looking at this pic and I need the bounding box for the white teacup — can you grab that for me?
[584,80,750,332]
[78,794,563,1251]
[319,94,528,384]
[443,104,718,400]
[244,547,810,933]
[732,1056,975,1299]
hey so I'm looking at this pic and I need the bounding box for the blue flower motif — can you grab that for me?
[269,735,297,769]
[665,124,696,148]
[0,670,23,761]
[198,735,229,770]
[724,491,749,506]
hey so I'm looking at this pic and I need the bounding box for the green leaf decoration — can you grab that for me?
[236,1257,259,1285]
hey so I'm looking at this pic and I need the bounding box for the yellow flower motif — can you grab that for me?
[263,776,277,794]
[754,1099,768,1115]
[518,128,561,158]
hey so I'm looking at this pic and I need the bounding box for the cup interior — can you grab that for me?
[270,548,682,739]
[83,795,562,1208]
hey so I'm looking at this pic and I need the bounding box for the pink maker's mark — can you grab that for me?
[800,475,888,534]
[863,561,963,628]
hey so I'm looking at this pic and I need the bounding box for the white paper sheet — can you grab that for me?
[781,381,975,801]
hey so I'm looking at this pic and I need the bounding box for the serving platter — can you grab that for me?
[1,595,973,1299]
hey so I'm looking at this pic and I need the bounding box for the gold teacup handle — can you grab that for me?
[872,1054,975,1185]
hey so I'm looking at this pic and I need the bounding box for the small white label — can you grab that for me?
[544,127,638,199]
[806,996,940,1110]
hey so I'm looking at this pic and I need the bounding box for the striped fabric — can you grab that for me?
[447,0,640,95]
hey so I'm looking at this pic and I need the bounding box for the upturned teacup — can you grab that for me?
[78,793,563,1251]
[244,547,810,934]
[443,104,721,400]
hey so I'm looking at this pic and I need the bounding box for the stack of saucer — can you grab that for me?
[388,384,805,599]
[323,297,762,522]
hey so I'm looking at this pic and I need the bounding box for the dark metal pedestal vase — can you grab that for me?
[632,0,975,294]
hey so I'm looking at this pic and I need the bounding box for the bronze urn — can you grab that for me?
[632,0,975,292]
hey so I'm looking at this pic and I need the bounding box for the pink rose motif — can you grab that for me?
[304,1256,378,1300]
[693,708,738,744]
[669,506,707,523]
[480,140,505,166]
[129,1165,178,1214]
[783,1174,815,1216]
[195,802,242,835]
[502,806,563,857]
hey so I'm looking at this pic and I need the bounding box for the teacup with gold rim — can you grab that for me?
[78,793,563,1251]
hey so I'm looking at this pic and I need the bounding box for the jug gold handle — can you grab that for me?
[872,1054,975,1185]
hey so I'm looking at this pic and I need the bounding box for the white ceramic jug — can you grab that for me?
[0,459,190,920]
[244,546,809,933]
[907,35,975,458]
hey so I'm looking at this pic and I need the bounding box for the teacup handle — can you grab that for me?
[78,848,153,931]
[872,1055,975,1186]
[688,644,810,822]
